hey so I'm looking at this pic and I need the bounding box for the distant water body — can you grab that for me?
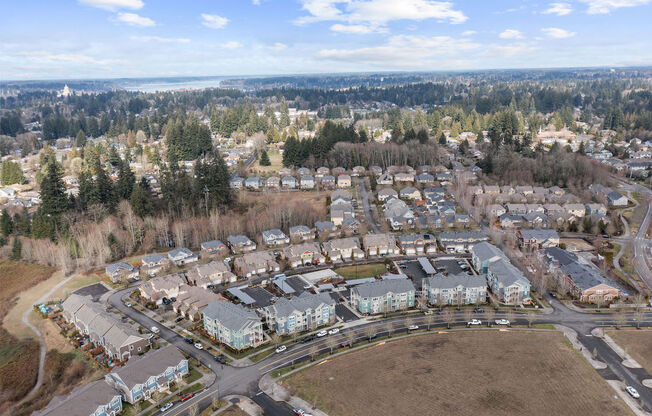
[120,77,229,92]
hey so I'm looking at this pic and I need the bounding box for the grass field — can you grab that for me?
[249,150,283,173]
[283,330,631,416]
[334,263,388,279]
[608,330,652,374]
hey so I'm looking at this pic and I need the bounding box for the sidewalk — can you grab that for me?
[554,324,606,369]
[592,328,642,369]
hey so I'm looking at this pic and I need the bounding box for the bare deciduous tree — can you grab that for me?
[442,308,454,329]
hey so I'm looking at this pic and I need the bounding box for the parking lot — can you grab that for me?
[241,286,276,307]
[74,283,109,300]
[335,304,359,322]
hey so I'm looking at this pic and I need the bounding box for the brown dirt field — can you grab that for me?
[608,330,652,374]
[31,316,74,354]
[0,261,55,323]
[284,330,632,416]
[220,406,250,416]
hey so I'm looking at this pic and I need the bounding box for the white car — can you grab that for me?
[408,324,419,330]
[316,330,328,337]
[467,319,482,326]
[495,319,510,326]
[124,302,132,307]
[160,402,174,412]
[194,343,203,350]
[328,328,340,335]
[626,386,640,399]
[275,345,287,354]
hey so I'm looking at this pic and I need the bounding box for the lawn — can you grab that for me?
[283,330,632,416]
[249,150,283,173]
[608,330,652,374]
[334,263,388,279]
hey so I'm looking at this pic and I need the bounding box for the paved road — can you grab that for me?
[356,177,380,233]
[109,287,652,416]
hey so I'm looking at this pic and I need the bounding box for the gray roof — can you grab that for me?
[168,247,194,258]
[227,235,253,245]
[418,257,437,275]
[273,279,296,295]
[142,253,166,264]
[439,231,488,242]
[203,301,261,332]
[61,293,93,315]
[290,225,311,234]
[265,292,334,317]
[227,288,256,305]
[106,262,134,274]
[34,379,120,416]
[488,259,530,288]
[315,221,336,231]
[424,273,487,290]
[545,247,617,291]
[607,191,626,201]
[110,345,185,388]
[202,240,225,249]
[519,228,558,241]
[352,279,415,298]
[471,242,506,263]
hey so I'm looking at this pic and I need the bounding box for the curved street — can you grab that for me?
[109,288,652,416]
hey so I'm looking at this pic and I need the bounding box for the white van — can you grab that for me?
[151,326,160,334]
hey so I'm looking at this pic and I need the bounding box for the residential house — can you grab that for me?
[266,176,280,189]
[399,186,421,200]
[607,191,628,207]
[415,173,434,184]
[422,273,487,305]
[398,233,437,255]
[105,262,138,283]
[383,197,415,230]
[245,177,262,190]
[320,175,336,188]
[505,203,527,215]
[337,174,352,188]
[585,203,607,216]
[104,345,188,404]
[341,217,361,235]
[377,188,398,202]
[438,231,488,253]
[315,221,339,239]
[487,259,531,305]
[299,175,315,190]
[471,242,507,274]
[315,167,330,178]
[370,166,383,176]
[544,247,621,303]
[262,229,290,247]
[486,204,506,218]
[499,213,524,228]
[297,167,311,176]
[564,203,586,217]
[377,172,393,185]
[186,261,236,288]
[141,253,168,276]
[233,251,280,278]
[483,185,500,194]
[138,274,187,304]
[282,176,297,189]
[517,229,559,249]
[350,279,416,314]
[362,233,400,257]
[278,168,293,177]
[394,172,414,183]
[229,176,244,190]
[322,237,364,262]
[515,185,533,195]
[167,248,198,266]
[283,242,325,267]
[263,292,336,334]
[227,235,257,253]
[172,286,224,321]
[332,167,346,176]
[203,301,264,350]
[200,240,228,257]
[352,166,366,176]
[33,379,123,416]
[523,212,549,228]
[289,225,315,242]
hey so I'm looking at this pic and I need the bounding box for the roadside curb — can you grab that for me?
[555,324,607,369]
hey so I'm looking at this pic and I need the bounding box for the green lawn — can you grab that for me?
[335,263,388,279]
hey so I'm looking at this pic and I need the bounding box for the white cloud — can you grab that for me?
[78,0,143,11]
[297,0,467,33]
[541,27,576,38]
[461,30,476,36]
[131,36,190,43]
[252,0,261,4]
[542,2,573,15]
[330,23,386,34]
[116,12,155,26]
[270,42,288,50]
[221,41,244,49]
[201,13,229,29]
[499,29,524,39]
[316,35,478,67]
[15,50,105,65]
[579,0,651,14]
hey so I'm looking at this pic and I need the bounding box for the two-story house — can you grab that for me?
[262,292,335,334]
[203,301,264,350]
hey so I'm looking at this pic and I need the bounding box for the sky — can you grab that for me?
[1,0,652,80]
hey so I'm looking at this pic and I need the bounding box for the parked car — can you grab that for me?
[549,291,557,298]
[275,345,287,354]
[408,324,419,330]
[301,336,315,343]
[214,354,227,364]
[180,393,194,402]
[316,330,328,337]
[328,328,340,335]
[473,307,484,313]
[423,310,434,315]
[124,302,132,307]
[150,326,160,334]
[184,337,194,344]
[467,319,482,326]
[160,402,174,412]
[495,319,510,326]
[194,342,203,350]
[626,386,640,399]
[175,316,184,323]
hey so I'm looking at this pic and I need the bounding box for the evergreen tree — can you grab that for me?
[93,160,116,210]
[11,236,21,260]
[416,129,429,144]
[129,181,154,218]
[1,161,25,185]
[577,141,586,155]
[39,162,68,216]
[438,132,447,145]
[1,209,14,236]
[108,146,121,166]
[116,160,135,200]
[259,150,271,166]
[76,130,86,148]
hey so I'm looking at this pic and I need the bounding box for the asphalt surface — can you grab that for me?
[356,177,381,233]
[109,285,652,416]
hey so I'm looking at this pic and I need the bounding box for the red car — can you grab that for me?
[180,393,195,402]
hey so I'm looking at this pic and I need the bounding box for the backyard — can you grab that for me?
[283,330,632,416]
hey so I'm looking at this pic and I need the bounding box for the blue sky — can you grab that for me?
[1,0,652,80]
